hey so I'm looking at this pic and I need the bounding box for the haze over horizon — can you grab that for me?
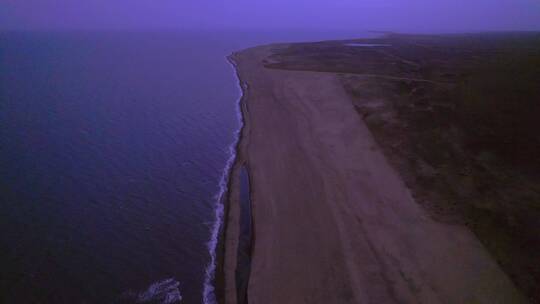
[2,0,540,33]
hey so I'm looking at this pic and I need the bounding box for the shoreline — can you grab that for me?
[220,40,526,303]
[218,53,252,304]
[204,56,248,304]
[214,54,253,304]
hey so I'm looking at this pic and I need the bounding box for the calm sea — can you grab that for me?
[0,30,372,303]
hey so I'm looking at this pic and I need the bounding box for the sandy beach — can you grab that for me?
[221,43,527,304]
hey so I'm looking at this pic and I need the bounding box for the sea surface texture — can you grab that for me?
[0,30,371,303]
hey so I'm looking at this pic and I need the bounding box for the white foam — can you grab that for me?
[202,56,246,304]
[136,278,182,304]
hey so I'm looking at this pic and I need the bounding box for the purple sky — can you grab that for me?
[2,0,540,32]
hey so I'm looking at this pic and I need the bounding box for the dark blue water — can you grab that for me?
[0,30,373,303]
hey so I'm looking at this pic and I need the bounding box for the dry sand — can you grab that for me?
[222,44,526,304]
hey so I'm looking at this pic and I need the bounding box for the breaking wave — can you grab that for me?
[202,57,245,304]
[121,278,182,304]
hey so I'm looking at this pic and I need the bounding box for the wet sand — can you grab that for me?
[222,44,526,303]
